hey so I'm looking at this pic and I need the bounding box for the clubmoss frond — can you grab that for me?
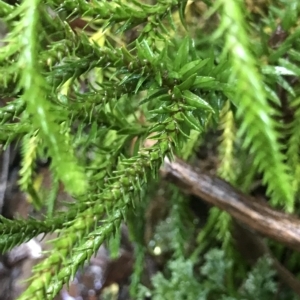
[20,211,122,300]
[48,0,179,33]
[8,0,87,195]
[214,102,237,253]
[214,0,294,211]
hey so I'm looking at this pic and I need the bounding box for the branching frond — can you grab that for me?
[16,139,170,299]
[20,211,122,300]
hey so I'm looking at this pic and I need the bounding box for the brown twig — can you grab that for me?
[0,145,10,213]
[161,157,300,251]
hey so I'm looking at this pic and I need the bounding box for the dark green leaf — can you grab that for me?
[177,74,197,91]
[174,36,190,71]
[179,59,211,79]
[181,112,203,131]
[182,90,213,111]
[179,0,188,30]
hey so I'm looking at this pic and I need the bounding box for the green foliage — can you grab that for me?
[149,258,203,300]
[138,250,279,300]
[241,256,277,300]
[0,0,299,299]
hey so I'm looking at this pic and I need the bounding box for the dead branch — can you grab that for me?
[161,157,300,251]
